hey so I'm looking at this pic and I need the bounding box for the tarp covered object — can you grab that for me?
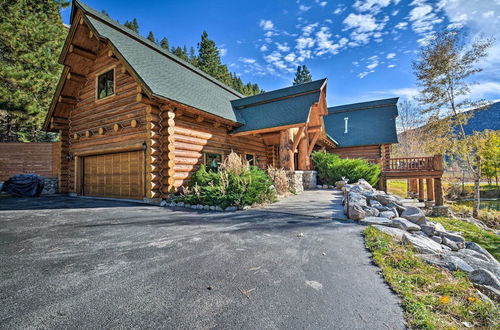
[1,174,45,197]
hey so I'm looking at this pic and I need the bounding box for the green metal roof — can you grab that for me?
[233,91,321,133]
[324,98,399,147]
[74,0,243,122]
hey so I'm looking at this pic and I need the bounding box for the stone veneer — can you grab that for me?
[287,170,317,194]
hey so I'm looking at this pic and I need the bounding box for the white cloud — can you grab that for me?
[299,4,312,12]
[353,0,392,14]
[284,53,296,62]
[276,42,290,52]
[259,19,274,31]
[239,57,256,64]
[386,52,396,59]
[408,1,443,34]
[468,82,500,99]
[333,7,345,15]
[319,1,328,7]
[220,48,227,56]
[259,44,268,52]
[302,23,319,36]
[264,51,282,63]
[394,22,408,29]
[343,13,379,32]
[358,71,373,78]
[366,55,379,69]
[296,36,315,49]
[388,64,396,68]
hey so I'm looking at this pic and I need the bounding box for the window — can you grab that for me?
[245,154,256,166]
[204,153,222,171]
[344,117,349,134]
[97,69,115,100]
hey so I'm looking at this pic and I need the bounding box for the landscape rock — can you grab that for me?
[401,206,427,225]
[361,190,376,200]
[386,202,406,214]
[419,254,474,273]
[209,206,216,211]
[160,200,167,207]
[440,232,465,244]
[316,185,323,189]
[465,242,498,263]
[348,204,366,220]
[373,193,399,206]
[177,202,184,207]
[372,225,406,242]
[402,233,443,254]
[203,205,210,210]
[429,236,442,244]
[322,184,329,189]
[469,269,500,290]
[225,206,237,212]
[215,206,223,211]
[391,217,421,232]
[363,206,380,217]
[379,211,397,219]
[441,237,461,251]
[473,283,500,301]
[420,221,445,236]
[360,217,393,226]
[356,179,373,191]
[455,250,500,278]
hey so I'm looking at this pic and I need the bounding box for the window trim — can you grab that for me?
[203,152,223,171]
[245,153,257,166]
[95,65,116,102]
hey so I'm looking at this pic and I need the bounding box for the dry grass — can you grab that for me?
[267,166,289,195]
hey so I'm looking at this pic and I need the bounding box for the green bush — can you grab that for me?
[311,151,381,186]
[177,163,276,209]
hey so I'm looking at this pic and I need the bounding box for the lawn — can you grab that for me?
[364,226,499,329]
[386,180,498,199]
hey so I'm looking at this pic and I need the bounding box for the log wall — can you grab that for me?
[329,144,389,163]
[64,45,148,193]
[0,142,61,181]
[173,115,269,188]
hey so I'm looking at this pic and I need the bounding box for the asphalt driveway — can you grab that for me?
[0,193,404,329]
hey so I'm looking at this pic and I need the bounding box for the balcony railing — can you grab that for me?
[383,155,443,172]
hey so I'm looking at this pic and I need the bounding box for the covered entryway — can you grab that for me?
[82,151,144,199]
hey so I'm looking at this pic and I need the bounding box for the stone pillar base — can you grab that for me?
[431,205,450,217]
[287,171,304,194]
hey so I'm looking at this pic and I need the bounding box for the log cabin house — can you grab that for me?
[44,0,410,202]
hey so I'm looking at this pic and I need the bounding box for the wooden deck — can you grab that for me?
[380,155,444,206]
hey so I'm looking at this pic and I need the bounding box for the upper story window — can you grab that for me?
[97,69,115,100]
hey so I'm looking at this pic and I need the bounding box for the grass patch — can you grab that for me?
[387,179,408,198]
[364,226,499,329]
[430,217,500,261]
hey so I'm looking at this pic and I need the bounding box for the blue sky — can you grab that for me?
[61,0,500,106]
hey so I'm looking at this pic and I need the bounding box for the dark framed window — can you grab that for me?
[204,153,222,171]
[245,154,256,166]
[97,69,115,100]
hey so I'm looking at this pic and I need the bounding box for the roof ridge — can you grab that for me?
[239,78,326,101]
[73,0,244,99]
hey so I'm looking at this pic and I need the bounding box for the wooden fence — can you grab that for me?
[0,142,61,181]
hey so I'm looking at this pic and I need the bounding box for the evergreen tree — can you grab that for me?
[293,65,312,85]
[147,31,156,43]
[124,18,139,33]
[160,37,169,51]
[0,0,67,141]
[197,31,230,83]
[101,9,110,17]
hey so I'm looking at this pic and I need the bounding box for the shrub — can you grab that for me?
[311,151,381,186]
[176,152,276,208]
[266,166,290,195]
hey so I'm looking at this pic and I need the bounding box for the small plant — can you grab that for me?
[176,152,276,208]
[267,166,290,195]
[311,151,381,186]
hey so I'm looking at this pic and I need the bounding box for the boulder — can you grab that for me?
[440,232,465,244]
[215,206,223,211]
[379,211,397,219]
[469,269,500,290]
[361,190,376,200]
[373,225,406,242]
[429,236,442,244]
[401,206,427,225]
[386,202,407,214]
[419,254,474,273]
[391,217,421,232]
[455,249,500,278]
[316,185,323,189]
[420,221,445,236]
[209,206,216,211]
[348,203,366,220]
[225,206,237,212]
[349,185,364,193]
[177,202,184,207]
[373,193,399,206]
[442,237,461,251]
[357,179,373,190]
[160,200,167,207]
[363,206,380,217]
[349,192,367,207]
[465,242,498,263]
[322,184,329,189]
[360,216,393,226]
[402,233,443,254]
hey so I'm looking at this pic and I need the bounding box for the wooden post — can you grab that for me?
[434,177,443,206]
[297,133,310,170]
[408,178,417,195]
[279,129,294,170]
[426,178,434,201]
[418,178,425,202]
[379,177,387,192]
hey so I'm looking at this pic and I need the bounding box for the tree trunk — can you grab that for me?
[472,156,481,218]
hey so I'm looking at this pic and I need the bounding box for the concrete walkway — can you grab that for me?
[260,189,346,219]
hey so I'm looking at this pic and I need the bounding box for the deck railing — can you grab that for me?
[383,155,443,172]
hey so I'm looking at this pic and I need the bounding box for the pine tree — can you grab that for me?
[293,65,312,85]
[101,9,110,17]
[198,31,228,82]
[147,31,156,43]
[0,0,67,141]
[160,37,169,51]
[124,18,139,33]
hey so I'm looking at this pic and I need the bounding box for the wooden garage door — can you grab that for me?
[83,151,144,199]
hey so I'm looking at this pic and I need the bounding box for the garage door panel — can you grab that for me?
[83,151,144,199]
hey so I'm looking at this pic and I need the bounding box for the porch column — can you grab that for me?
[418,178,425,202]
[297,134,310,170]
[434,178,443,206]
[279,129,294,170]
[408,178,418,195]
[379,177,387,192]
[426,178,434,201]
